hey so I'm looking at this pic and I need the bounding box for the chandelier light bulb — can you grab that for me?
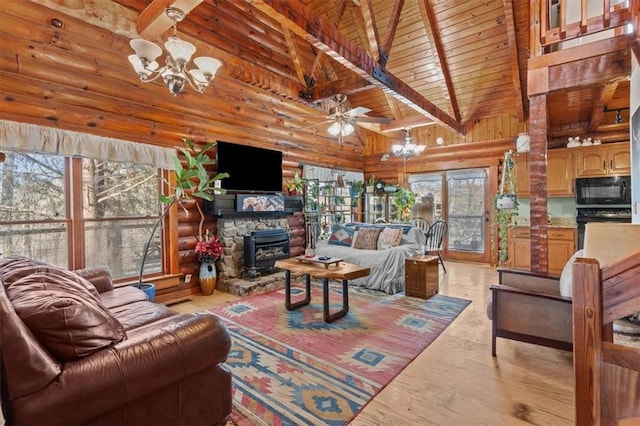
[127,8,221,96]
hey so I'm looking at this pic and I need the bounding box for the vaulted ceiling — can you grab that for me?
[120,0,633,146]
[2,0,635,157]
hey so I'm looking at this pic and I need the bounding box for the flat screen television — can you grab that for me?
[216,141,283,192]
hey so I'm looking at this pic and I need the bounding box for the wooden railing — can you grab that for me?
[572,249,640,425]
[536,0,635,54]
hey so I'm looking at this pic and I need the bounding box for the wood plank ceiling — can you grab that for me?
[3,0,633,152]
[120,0,631,147]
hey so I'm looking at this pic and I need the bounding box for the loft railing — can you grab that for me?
[534,0,638,55]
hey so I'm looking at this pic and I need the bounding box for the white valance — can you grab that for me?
[0,120,175,170]
[303,164,363,183]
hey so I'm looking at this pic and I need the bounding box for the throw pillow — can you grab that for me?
[559,249,584,298]
[327,224,356,247]
[353,227,382,250]
[3,260,127,362]
[377,227,402,250]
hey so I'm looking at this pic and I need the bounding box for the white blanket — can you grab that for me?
[315,227,426,294]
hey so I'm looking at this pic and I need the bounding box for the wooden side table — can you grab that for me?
[405,255,439,299]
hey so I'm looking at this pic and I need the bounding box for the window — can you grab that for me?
[0,152,162,280]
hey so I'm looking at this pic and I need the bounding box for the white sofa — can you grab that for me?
[315,223,426,294]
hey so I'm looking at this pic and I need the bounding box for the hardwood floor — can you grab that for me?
[172,260,601,425]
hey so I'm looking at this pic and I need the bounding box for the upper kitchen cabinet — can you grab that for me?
[547,149,574,196]
[513,153,530,198]
[575,142,631,178]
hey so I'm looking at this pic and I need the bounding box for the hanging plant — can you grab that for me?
[492,150,519,265]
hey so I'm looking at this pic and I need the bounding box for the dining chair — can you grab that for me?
[425,220,448,273]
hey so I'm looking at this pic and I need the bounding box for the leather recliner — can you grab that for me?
[0,256,233,426]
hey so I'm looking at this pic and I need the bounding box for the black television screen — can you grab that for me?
[216,141,283,192]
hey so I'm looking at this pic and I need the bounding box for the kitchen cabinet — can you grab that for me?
[512,149,574,197]
[547,149,574,196]
[547,228,576,275]
[507,227,576,275]
[575,142,631,177]
[513,153,530,198]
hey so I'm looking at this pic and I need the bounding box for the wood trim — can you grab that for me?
[530,33,633,69]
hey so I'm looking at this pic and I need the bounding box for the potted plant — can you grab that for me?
[492,150,519,265]
[394,186,416,222]
[285,172,307,195]
[194,229,224,295]
[137,138,229,299]
[365,174,376,193]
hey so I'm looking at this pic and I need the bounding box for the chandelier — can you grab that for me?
[128,7,222,96]
[392,128,426,159]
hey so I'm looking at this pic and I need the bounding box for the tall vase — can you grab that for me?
[199,259,217,296]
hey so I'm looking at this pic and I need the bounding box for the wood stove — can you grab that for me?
[244,229,290,278]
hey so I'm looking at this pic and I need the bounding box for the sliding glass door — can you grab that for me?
[410,168,490,263]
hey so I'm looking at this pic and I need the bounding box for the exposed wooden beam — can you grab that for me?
[503,0,525,123]
[383,92,403,120]
[380,116,435,132]
[250,0,464,135]
[137,0,204,40]
[548,49,630,92]
[358,0,381,61]
[380,0,405,67]
[417,0,461,122]
[587,81,620,132]
[282,26,307,86]
[310,0,348,84]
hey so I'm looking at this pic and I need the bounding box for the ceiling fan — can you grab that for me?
[302,94,392,144]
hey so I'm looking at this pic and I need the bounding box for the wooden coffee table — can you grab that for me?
[274,258,370,322]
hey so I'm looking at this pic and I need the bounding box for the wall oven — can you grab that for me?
[575,176,631,205]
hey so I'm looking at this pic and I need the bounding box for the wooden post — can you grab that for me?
[572,258,602,426]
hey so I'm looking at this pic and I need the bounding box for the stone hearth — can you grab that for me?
[216,217,290,295]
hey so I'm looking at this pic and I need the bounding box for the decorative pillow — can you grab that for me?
[559,249,584,298]
[327,224,356,247]
[351,230,359,247]
[3,259,126,362]
[377,227,402,250]
[353,227,382,250]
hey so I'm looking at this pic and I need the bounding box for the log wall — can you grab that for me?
[0,1,527,300]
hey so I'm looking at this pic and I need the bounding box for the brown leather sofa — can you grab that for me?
[0,256,233,426]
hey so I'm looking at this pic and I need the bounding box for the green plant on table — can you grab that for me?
[285,172,307,195]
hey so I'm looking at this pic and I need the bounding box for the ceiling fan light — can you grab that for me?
[327,122,341,136]
[342,122,355,136]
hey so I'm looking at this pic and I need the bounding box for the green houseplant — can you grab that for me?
[365,174,376,193]
[492,150,519,265]
[137,138,229,297]
[394,186,416,222]
[285,172,307,195]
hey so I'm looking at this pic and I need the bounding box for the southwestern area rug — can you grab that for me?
[209,284,470,425]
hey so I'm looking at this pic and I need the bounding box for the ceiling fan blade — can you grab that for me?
[301,120,332,130]
[345,106,372,117]
[354,116,393,124]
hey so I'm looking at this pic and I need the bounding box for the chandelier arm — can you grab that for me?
[137,66,168,83]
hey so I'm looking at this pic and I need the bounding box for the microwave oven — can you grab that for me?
[575,176,631,205]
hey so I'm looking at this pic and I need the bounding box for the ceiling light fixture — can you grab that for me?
[392,128,425,187]
[128,7,222,96]
[391,128,426,159]
[327,120,355,137]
